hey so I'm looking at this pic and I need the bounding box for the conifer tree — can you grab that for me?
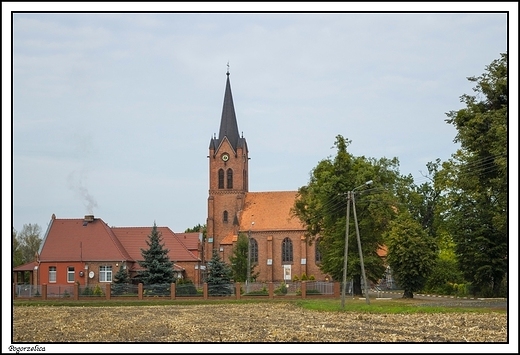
[137,222,174,285]
[112,263,131,295]
[113,263,130,284]
[206,250,233,296]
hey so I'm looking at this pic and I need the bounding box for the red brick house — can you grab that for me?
[206,70,328,282]
[13,214,201,290]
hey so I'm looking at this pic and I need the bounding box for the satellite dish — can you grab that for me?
[88,271,95,279]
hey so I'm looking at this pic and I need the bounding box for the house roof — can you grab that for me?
[111,227,200,264]
[38,217,132,262]
[174,232,200,251]
[238,191,305,232]
[13,261,38,272]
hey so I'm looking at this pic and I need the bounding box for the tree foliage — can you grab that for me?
[13,224,42,267]
[113,263,131,284]
[439,53,507,297]
[137,222,175,285]
[206,250,233,296]
[385,210,438,298]
[229,233,258,283]
[292,135,400,294]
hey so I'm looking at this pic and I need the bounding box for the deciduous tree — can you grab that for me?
[385,210,437,298]
[439,53,507,297]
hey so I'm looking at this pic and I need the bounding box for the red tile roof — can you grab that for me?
[239,191,305,232]
[13,261,38,272]
[39,217,132,262]
[111,227,200,263]
[220,233,238,245]
[174,232,200,251]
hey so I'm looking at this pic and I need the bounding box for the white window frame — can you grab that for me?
[99,266,112,282]
[67,266,75,283]
[49,266,57,283]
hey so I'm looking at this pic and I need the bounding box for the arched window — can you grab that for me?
[218,169,224,189]
[223,210,228,223]
[282,237,293,263]
[227,168,233,189]
[315,237,322,263]
[250,238,258,263]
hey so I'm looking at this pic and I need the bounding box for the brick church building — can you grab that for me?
[205,70,328,283]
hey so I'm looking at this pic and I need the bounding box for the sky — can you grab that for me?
[3,2,518,354]
[5,4,515,233]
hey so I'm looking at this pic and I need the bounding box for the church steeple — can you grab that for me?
[210,68,244,153]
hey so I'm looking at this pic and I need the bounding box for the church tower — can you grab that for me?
[206,69,249,262]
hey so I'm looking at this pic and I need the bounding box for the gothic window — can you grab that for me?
[282,237,293,263]
[227,169,233,189]
[250,238,258,263]
[223,210,228,223]
[315,237,322,263]
[218,169,224,189]
[243,170,247,190]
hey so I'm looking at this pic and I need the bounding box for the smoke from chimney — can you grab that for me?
[67,169,98,214]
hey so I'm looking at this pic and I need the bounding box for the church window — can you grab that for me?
[227,169,233,189]
[218,169,224,189]
[315,237,322,263]
[250,238,258,263]
[223,210,228,223]
[282,237,293,263]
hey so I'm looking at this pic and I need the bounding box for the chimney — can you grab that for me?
[84,215,95,223]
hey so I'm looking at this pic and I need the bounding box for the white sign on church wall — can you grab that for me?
[283,265,291,281]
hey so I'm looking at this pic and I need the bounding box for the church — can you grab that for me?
[205,70,328,283]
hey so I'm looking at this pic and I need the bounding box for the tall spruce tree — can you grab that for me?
[137,222,174,285]
[206,250,233,296]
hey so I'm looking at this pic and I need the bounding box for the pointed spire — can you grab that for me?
[218,68,240,151]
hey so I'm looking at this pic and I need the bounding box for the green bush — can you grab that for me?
[93,285,104,296]
[175,280,198,296]
[274,283,288,296]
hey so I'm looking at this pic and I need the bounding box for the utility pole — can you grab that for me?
[352,192,370,305]
[341,191,351,309]
[341,180,372,309]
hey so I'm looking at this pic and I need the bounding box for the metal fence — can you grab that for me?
[14,281,339,300]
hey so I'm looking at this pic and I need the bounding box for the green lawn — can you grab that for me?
[13,297,506,314]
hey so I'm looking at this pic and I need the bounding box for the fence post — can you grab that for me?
[105,283,111,300]
[235,283,241,300]
[203,283,208,299]
[171,283,176,300]
[42,284,48,300]
[301,281,307,299]
[74,283,79,301]
[268,282,274,299]
[334,282,340,298]
[13,283,16,299]
[138,283,143,300]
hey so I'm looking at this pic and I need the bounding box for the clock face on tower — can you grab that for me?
[221,153,229,162]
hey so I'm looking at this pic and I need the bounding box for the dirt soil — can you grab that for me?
[13,301,507,343]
